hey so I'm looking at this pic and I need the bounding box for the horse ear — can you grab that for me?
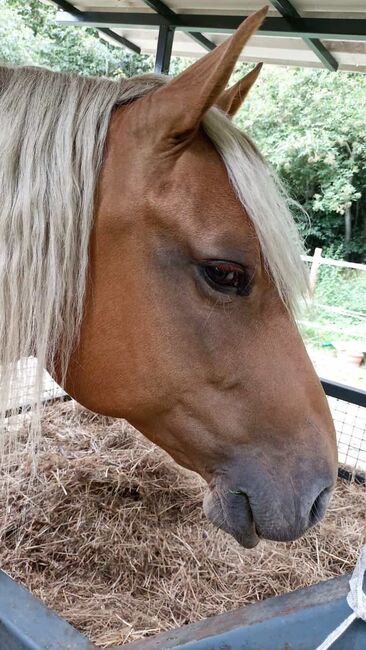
[216,62,263,117]
[140,7,268,144]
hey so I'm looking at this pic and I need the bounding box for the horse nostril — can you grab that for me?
[309,486,332,526]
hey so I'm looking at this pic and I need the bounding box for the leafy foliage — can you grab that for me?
[1,0,153,76]
[0,1,39,65]
[315,265,366,314]
[235,66,366,261]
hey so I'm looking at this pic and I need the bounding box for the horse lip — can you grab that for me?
[229,487,261,546]
[230,495,260,548]
[231,520,260,548]
[203,485,260,549]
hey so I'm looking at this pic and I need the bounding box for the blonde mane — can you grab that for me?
[0,66,307,437]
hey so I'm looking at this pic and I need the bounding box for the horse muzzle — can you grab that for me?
[202,459,335,548]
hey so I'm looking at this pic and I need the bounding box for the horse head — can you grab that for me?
[0,7,337,548]
[62,8,337,547]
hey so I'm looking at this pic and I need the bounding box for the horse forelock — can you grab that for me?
[202,109,308,316]
[0,65,306,445]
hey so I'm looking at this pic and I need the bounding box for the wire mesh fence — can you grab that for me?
[4,357,65,415]
[329,396,366,474]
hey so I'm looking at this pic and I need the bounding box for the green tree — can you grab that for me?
[0,0,41,65]
[1,0,153,77]
[235,66,366,261]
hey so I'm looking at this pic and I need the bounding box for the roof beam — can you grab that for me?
[155,24,175,73]
[142,0,216,52]
[55,12,366,42]
[189,33,216,51]
[269,0,338,71]
[51,0,141,54]
[96,28,141,54]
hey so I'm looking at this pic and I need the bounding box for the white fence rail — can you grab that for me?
[301,247,366,297]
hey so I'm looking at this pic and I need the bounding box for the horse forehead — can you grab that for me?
[165,132,256,234]
[104,111,257,243]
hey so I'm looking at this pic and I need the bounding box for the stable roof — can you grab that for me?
[52,1,366,72]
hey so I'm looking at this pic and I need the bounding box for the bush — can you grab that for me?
[299,264,366,347]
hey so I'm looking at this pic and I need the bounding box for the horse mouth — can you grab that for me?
[203,485,260,548]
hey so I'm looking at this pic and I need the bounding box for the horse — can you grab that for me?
[0,7,337,549]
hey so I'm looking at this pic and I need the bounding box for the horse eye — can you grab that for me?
[200,261,252,296]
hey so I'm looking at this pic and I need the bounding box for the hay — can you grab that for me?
[0,401,365,647]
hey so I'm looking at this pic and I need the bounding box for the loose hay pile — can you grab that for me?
[0,401,365,647]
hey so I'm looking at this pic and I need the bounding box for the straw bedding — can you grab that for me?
[0,401,365,647]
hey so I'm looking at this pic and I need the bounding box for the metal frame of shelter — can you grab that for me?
[53,0,366,73]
